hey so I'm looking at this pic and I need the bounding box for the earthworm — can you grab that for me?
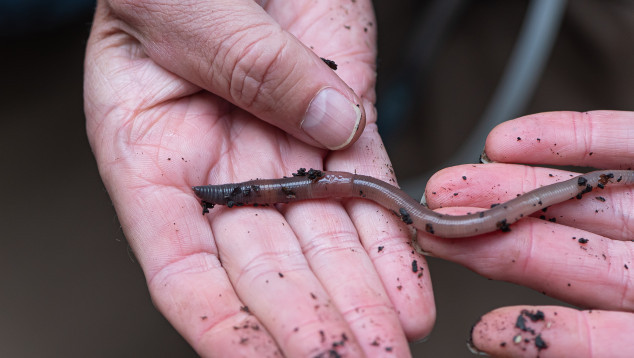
[192,168,634,238]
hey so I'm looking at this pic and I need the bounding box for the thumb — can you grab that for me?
[107,0,365,150]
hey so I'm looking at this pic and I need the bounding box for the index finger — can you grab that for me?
[484,111,634,169]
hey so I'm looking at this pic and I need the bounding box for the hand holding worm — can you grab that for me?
[422,111,634,357]
[84,0,430,356]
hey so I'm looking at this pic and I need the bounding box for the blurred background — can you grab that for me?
[1,0,633,356]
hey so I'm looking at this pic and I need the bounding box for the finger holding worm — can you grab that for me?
[192,168,634,238]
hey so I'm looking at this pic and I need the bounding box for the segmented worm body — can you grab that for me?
[193,168,634,238]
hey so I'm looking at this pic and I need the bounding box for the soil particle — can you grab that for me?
[320,57,338,70]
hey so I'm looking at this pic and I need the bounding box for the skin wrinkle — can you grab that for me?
[185,109,235,181]
[582,111,595,162]
[146,256,271,349]
[280,3,317,38]
[197,17,239,83]
[232,33,289,109]
[365,234,412,258]
[618,259,631,310]
[369,243,423,283]
[523,165,536,205]
[340,301,397,325]
[213,114,269,175]
[277,318,351,355]
[112,1,182,42]
[301,230,364,260]
[194,310,264,349]
[147,251,222,287]
[139,191,207,254]
[614,241,634,310]
[513,221,533,281]
[580,310,594,358]
[615,187,634,238]
[229,248,308,290]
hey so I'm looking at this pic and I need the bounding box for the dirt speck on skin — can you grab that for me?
[320,57,338,70]
[511,310,550,352]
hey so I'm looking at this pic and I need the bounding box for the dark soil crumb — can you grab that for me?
[425,223,434,234]
[399,208,413,224]
[576,184,593,199]
[320,57,338,70]
[515,314,534,335]
[578,238,589,244]
[535,334,548,350]
[377,246,384,252]
[201,201,214,214]
[522,309,545,322]
[411,260,419,273]
[293,168,325,180]
[278,272,284,278]
[599,173,614,186]
[281,186,296,198]
[240,306,250,314]
[496,219,511,232]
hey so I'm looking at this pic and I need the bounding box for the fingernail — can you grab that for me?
[467,316,489,356]
[479,149,494,164]
[302,88,362,150]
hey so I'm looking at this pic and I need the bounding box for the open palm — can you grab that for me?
[85,0,433,356]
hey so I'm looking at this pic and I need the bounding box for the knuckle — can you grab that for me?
[227,27,292,110]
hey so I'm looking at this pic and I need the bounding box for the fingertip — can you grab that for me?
[301,87,365,150]
[469,306,591,358]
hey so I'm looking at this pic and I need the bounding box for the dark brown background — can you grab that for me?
[2,0,632,356]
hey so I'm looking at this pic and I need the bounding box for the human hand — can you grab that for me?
[84,0,434,356]
[420,111,634,357]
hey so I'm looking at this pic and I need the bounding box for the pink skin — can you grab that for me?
[84,0,432,357]
[422,111,634,357]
